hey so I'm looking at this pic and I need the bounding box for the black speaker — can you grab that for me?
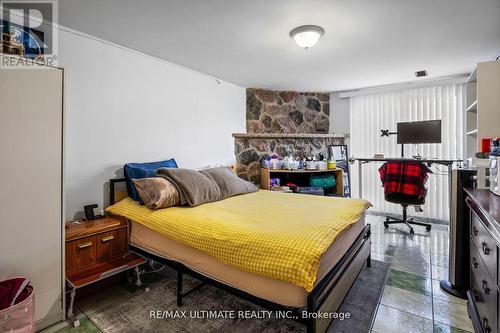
[440,168,476,299]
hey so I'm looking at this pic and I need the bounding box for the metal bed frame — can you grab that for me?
[109,177,371,333]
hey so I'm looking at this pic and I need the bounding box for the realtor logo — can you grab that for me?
[0,0,58,68]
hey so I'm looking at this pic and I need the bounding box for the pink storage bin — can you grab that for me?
[0,285,35,333]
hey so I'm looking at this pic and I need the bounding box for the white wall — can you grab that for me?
[329,92,350,144]
[59,29,246,219]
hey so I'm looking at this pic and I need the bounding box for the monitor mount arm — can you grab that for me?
[381,129,397,137]
[380,129,404,157]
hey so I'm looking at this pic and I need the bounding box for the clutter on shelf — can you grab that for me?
[260,152,336,171]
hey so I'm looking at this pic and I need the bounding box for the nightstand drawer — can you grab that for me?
[66,235,97,272]
[96,228,127,261]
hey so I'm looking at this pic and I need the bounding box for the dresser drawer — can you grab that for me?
[472,212,498,283]
[96,228,127,262]
[471,243,498,333]
[471,273,497,333]
[65,235,97,272]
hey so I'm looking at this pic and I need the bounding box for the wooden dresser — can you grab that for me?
[465,189,500,333]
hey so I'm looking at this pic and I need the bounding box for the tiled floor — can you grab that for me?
[42,215,473,333]
[367,214,473,333]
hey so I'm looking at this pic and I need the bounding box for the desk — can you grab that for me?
[354,157,462,198]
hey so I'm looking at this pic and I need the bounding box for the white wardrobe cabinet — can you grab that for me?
[0,58,64,330]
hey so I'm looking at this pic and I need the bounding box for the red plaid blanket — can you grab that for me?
[378,161,431,199]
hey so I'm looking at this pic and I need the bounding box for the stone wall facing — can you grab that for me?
[234,134,344,183]
[246,88,330,134]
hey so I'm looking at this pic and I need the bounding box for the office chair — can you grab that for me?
[379,161,432,234]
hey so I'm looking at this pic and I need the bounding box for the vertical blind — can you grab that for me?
[349,83,466,221]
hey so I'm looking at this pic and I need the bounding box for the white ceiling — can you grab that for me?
[59,0,500,91]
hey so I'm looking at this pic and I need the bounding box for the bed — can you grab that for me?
[108,178,371,333]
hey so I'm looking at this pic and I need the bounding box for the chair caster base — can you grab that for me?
[426,225,432,232]
[409,228,415,234]
[384,222,389,228]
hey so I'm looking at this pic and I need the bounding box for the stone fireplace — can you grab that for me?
[234,88,344,183]
[233,133,345,183]
[246,88,330,134]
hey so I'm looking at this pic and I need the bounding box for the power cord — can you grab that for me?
[429,164,448,175]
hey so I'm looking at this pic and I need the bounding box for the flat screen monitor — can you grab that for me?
[397,120,442,144]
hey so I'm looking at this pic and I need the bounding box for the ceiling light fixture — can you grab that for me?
[290,25,324,49]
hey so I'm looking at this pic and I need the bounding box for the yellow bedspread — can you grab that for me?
[107,190,371,291]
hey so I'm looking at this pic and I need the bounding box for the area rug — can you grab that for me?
[89,260,389,333]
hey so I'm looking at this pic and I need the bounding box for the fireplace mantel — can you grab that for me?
[232,133,345,139]
[233,133,345,183]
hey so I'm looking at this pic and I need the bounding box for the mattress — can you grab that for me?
[130,214,365,308]
[107,192,371,291]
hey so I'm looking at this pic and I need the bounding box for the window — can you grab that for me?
[349,83,466,221]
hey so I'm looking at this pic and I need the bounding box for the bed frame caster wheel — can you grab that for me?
[426,225,432,232]
[384,222,389,228]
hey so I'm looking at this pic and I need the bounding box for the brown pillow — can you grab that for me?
[132,178,180,209]
[200,166,258,198]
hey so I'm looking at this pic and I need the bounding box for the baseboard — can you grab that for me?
[35,311,64,332]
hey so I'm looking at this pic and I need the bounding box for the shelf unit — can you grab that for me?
[465,61,500,161]
[466,100,477,113]
[465,68,478,158]
[466,129,478,136]
[260,168,344,196]
[465,60,500,189]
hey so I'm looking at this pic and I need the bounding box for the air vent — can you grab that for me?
[415,70,428,77]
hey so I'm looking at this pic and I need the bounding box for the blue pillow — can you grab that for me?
[124,158,178,202]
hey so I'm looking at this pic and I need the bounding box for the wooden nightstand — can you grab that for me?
[65,216,146,326]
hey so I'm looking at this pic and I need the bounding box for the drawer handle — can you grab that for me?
[471,288,480,301]
[482,242,490,255]
[482,280,490,295]
[482,318,491,333]
[472,257,478,269]
[473,226,479,236]
[101,235,115,242]
[78,242,92,249]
